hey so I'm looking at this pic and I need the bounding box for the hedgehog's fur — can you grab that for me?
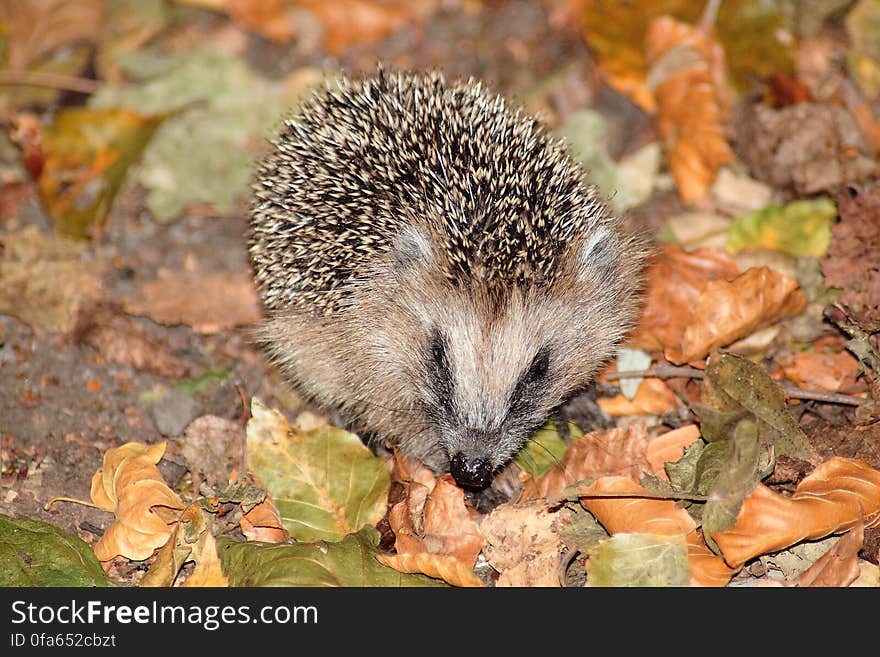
[249,69,647,487]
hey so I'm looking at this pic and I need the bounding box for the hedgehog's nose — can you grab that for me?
[450,452,493,489]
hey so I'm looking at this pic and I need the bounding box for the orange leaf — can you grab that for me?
[646,15,734,204]
[597,376,680,416]
[387,474,483,567]
[777,337,865,394]
[711,457,880,569]
[577,476,736,586]
[376,553,483,587]
[240,497,287,544]
[791,522,863,588]
[629,244,738,352]
[665,266,807,364]
[90,441,183,561]
[645,424,702,479]
[520,421,684,501]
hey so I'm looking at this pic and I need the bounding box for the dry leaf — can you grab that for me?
[0,226,104,334]
[70,301,190,379]
[519,422,655,502]
[665,266,807,364]
[629,244,739,353]
[646,15,734,204]
[645,424,702,478]
[376,553,482,587]
[387,475,483,567]
[182,530,230,587]
[124,269,261,334]
[576,476,736,586]
[0,0,102,71]
[791,522,863,587]
[90,441,183,561]
[777,337,865,394]
[240,497,287,544]
[480,501,564,587]
[597,377,680,416]
[711,457,880,569]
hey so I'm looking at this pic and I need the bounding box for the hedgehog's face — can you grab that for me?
[410,288,627,489]
[374,221,643,488]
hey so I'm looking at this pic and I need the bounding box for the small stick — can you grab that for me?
[606,366,866,406]
[0,70,100,94]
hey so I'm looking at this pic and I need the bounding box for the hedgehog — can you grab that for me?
[248,69,647,489]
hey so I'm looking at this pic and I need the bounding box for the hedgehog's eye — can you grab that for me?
[430,330,449,375]
[525,348,550,384]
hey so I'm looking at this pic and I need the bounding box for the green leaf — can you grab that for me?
[0,514,112,587]
[698,353,813,461]
[245,398,390,543]
[217,528,444,587]
[89,49,292,222]
[586,533,690,587]
[38,107,165,239]
[514,421,577,480]
[726,198,836,257]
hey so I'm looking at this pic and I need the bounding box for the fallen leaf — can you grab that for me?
[726,198,836,258]
[711,457,880,569]
[586,532,690,587]
[665,266,807,364]
[0,513,111,587]
[519,422,655,502]
[70,301,190,379]
[239,497,287,544]
[646,14,734,204]
[376,553,483,588]
[35,107,165,239]
[182,530,230,587]
[629,244,739,353]
[480,501,564,587]
[90,441,184,562]
[217,527,444,587]
[791,522,863,587]
[777,337,865,394]
[575,476,736,586]
[597,376,680,416]
[123,269,261,334]
[387,475,483,567]
[0,226,104,334]
[245,398,390,543]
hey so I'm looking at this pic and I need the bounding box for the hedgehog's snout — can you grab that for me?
[449,451,494,489]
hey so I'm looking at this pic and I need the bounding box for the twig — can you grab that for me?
[607,366,866,406]
[0,70,100,95]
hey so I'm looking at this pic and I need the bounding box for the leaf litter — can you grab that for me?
[2,0,880,589]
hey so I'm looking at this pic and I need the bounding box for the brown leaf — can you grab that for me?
[519,422,655,502]
[480,501,564,587]
[182,530,230,587]
[296,0,437,53]
[576,476,736,586]
[792,522,863,588]
[376,553,482,587]
[776,337,865,395]
[70,301,190,379]
[665,266,807,364]
[645,424,702,478]
[90,441,184,562]
[629,244,739,353]
[240,497,288,544]
[711,457,880,569]
[123,269,261,334]
[596,377,680,416]
[0,0,103,71]
[0,226,104,334]
[387,474,483,567]
[646,15,734,204]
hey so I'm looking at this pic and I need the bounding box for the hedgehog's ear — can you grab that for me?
[575,227,618,281]
[393,224,435,273]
